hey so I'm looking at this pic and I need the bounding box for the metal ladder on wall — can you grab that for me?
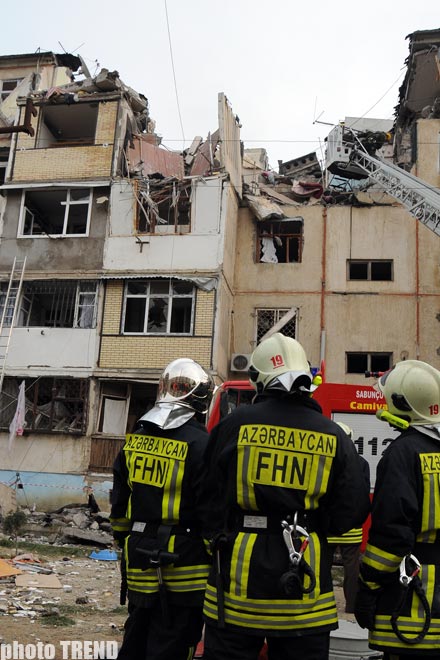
[0,256,26,393]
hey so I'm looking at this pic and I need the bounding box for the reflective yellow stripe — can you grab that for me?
[327,527,363,544]
[230,533,256,598]
[419,457,440,542]
[236,424,336,510]
[127,564,209,593]
[203,584,337,629]
[110,517,130,532]
[162,455,185,521]
[363,543,401,572]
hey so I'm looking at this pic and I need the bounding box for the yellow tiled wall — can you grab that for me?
[12,102,118,182]
[100,281,215,370]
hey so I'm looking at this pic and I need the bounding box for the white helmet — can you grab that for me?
[248,333,316,395]
[377,360,440,425]
[157,358,215,414]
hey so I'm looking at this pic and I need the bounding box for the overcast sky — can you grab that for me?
[4,1,440,169]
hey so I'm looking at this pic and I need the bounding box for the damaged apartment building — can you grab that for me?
[0,27,439,509]
[231,28,440,383]
[0,51,242,508]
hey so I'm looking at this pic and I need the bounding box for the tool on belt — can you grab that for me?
[391,554,431,644]
[280,515,316,597]
[136,546,179,627]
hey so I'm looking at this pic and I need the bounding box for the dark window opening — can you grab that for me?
[0,377,88,435]
[21,188,91,236]
[137,181,191,234]
[16,280,98,328]
[257,220,303,263]
[36,102,98,148]
[346,352,392,374]
[348,260,393,281]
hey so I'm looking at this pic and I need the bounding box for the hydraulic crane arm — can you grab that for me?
[326,125,440,237]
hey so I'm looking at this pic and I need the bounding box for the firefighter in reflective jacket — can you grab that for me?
[110,358,214,660]
[355,360,440,659]
[200,334,371,660]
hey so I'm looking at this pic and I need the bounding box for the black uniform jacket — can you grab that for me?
[110,416,211,608]
[200,393,371,635]
[361,427,440,654]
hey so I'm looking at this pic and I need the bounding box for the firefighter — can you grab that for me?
[110,358,214,660]
[200,333,371,660]
[355,359,440,659]
[326,422,371,613]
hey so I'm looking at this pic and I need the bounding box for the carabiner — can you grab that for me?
[281,519,309,566]
[399,554,421,587]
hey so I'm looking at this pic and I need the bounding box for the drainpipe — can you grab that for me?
[416,221,420,359]
[320,207,327,368]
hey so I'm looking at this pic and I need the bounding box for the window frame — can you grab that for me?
[0,376,89,435]
[257,219,303,263]
[346,351,392,374]
[347,259,393,281]
[136,181,192,234]
[122,279,196,336]
[18,188,93,237]
[13,280,98,329]
[255,308,297,345]
[0,78,23,102]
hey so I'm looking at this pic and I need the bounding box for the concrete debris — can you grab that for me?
[14,504,114,547]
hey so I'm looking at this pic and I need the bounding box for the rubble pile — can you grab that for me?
[9,505,114,547]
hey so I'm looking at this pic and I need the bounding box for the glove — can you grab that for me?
[354,580,381,630]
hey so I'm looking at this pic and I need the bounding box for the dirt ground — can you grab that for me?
[0,542,352,659]
[0,545,126,659]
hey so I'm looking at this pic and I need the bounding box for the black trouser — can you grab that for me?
[117,599,203,660]
[203,623,330,660]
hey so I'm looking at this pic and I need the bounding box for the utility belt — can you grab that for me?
[130,521,197,537]
[413,542,440,565]
[232,510,320,534]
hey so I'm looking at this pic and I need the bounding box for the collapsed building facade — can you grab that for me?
[0,28,439,508]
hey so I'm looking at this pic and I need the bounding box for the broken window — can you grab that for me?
[346,352,392,374]
[256,309,297,344]
[0,78,23,102]
[19,188,92,237]
[123,279,195,335]
[257,219,303,263]
[15,280,98,328]
[36,102,98,148]
[0,376,88,434]
[136,180,191,234]
[348,260,393,281]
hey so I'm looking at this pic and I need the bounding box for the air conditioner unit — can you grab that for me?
[230,353,251,372]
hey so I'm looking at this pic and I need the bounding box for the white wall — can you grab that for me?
[5,328,99,375]
[104,177,229,272]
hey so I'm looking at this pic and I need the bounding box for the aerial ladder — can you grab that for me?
[0,257,26,392]
[325,124,440,237]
